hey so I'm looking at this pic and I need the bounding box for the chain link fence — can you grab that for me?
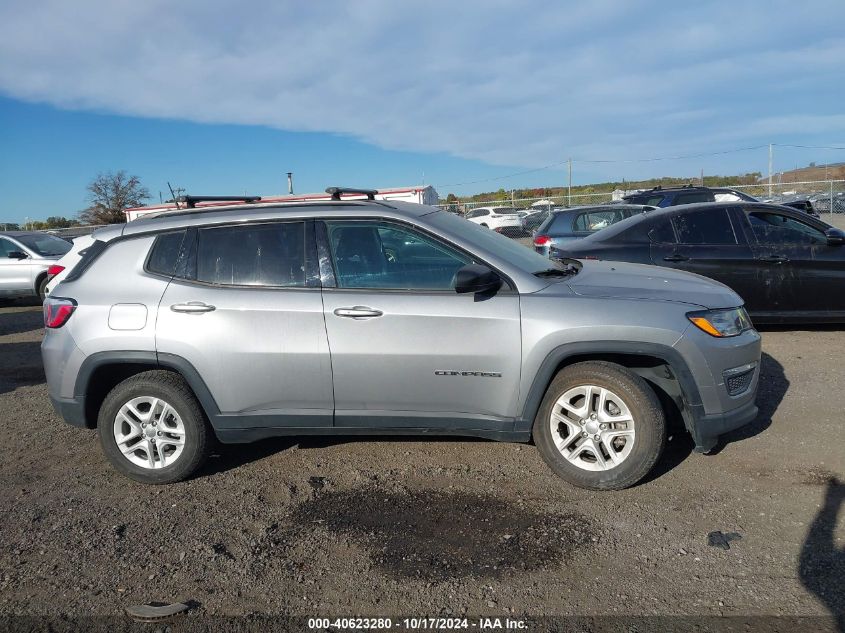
[437,179,845,239]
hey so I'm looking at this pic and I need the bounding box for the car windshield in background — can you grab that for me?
[16,234,72,256]
[430,210,565,274]
[492,208,519,215]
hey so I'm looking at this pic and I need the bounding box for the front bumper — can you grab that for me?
[687,398,759,453]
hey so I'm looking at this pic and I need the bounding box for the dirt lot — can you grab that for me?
[1,276,844,628]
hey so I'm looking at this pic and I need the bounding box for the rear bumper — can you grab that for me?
[688,398,759,453]
[49,394,89,428]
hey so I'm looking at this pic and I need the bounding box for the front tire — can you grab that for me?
[533,361,666,490]
[98,370,211,484]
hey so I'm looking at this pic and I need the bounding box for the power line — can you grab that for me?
[436,144,769,188]
[773,143,845,151]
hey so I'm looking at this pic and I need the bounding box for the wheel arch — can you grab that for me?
[75,351,220,429]
[517,342,702,436]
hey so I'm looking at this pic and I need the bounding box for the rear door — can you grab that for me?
[738,207,844,316]
[318,219,521,430]
[648,207,759,307]
[0,237,34,294]
[155,220,334,428]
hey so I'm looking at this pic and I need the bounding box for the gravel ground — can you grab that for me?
[0,290,843,627]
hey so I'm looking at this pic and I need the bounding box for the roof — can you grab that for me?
[120,199,438,237]
[125,185,435,215]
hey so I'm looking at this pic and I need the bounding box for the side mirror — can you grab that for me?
[7,251,28,260]
[454,264,502,295]
[825,228,845,246]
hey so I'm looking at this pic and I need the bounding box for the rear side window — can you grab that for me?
[146,231,187,276]
[672,192,714,205]
[195,222,306,287]
[672,208,737,245]
[572,210,626,232]
[648,218,676,243]
[548,213,574,232]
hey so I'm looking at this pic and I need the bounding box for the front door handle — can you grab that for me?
[171,302,216,314]
[333,306,383,319]
[663,253,689,262]
[758,254,789,264]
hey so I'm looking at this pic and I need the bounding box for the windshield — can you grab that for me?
[15,233,72,257]
[428,211,564,274]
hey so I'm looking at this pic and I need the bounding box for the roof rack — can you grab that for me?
[179,195,262,209]
[325,187,378,201]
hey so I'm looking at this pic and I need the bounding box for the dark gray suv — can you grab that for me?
[42,190,761,489]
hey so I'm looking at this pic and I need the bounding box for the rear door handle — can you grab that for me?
[758,254,789,264]
[663,254,689,262]
[333,306,383,319]
[170,302,216,314]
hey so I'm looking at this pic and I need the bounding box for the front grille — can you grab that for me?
[723,363,756,396]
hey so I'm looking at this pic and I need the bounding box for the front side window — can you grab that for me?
[325,221,471,290]
[195,222,306,287]
[0,237,17,257]
[747,211,826,245]
[672,208,737,245]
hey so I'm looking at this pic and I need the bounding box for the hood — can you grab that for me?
[563,260,742,310]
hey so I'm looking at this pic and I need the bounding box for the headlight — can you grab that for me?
[687,307,753,337]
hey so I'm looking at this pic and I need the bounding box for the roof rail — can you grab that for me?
[325,187,378,201]
[179,195,262,209]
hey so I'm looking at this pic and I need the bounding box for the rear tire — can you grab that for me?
[37,276,49,301]
[98,370,211,484]
[533,361,666,490]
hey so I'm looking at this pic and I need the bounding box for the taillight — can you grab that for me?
[43,297,76,328]
[47,264,65,279]
[534,235,551,246]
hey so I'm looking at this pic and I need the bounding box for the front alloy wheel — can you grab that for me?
[550,385,636,471]
[533,361,666,490]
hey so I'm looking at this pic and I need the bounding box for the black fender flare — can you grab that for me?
[515,341,703,433]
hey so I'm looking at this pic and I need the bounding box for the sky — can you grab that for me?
[1,0,845,223]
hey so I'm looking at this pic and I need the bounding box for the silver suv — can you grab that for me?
[1,231,72,300]
[42,190,761,489]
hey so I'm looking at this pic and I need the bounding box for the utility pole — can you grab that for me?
[700,168,704,186]
[567,158,572,207]
[768,143,773,198]
[287,172,294,195]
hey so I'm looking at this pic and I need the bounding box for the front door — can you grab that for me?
[0,237,33,295]
[319,220,522,431]
[741,208,845,317]
[155,220,333,428]
[648,207,759,308]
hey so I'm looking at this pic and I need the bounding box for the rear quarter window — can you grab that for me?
[146,230,187,277]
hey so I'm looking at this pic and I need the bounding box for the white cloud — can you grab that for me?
[1,0,844,171]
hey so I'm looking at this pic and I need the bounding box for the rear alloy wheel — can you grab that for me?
[37,276,49,301]
[534,361,666,490]
[98,370,210,484]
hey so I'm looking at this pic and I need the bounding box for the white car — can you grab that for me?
[44,234,95,296]
[464,207,523,232]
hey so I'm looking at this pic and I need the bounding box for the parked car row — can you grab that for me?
[545,202,845,323]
